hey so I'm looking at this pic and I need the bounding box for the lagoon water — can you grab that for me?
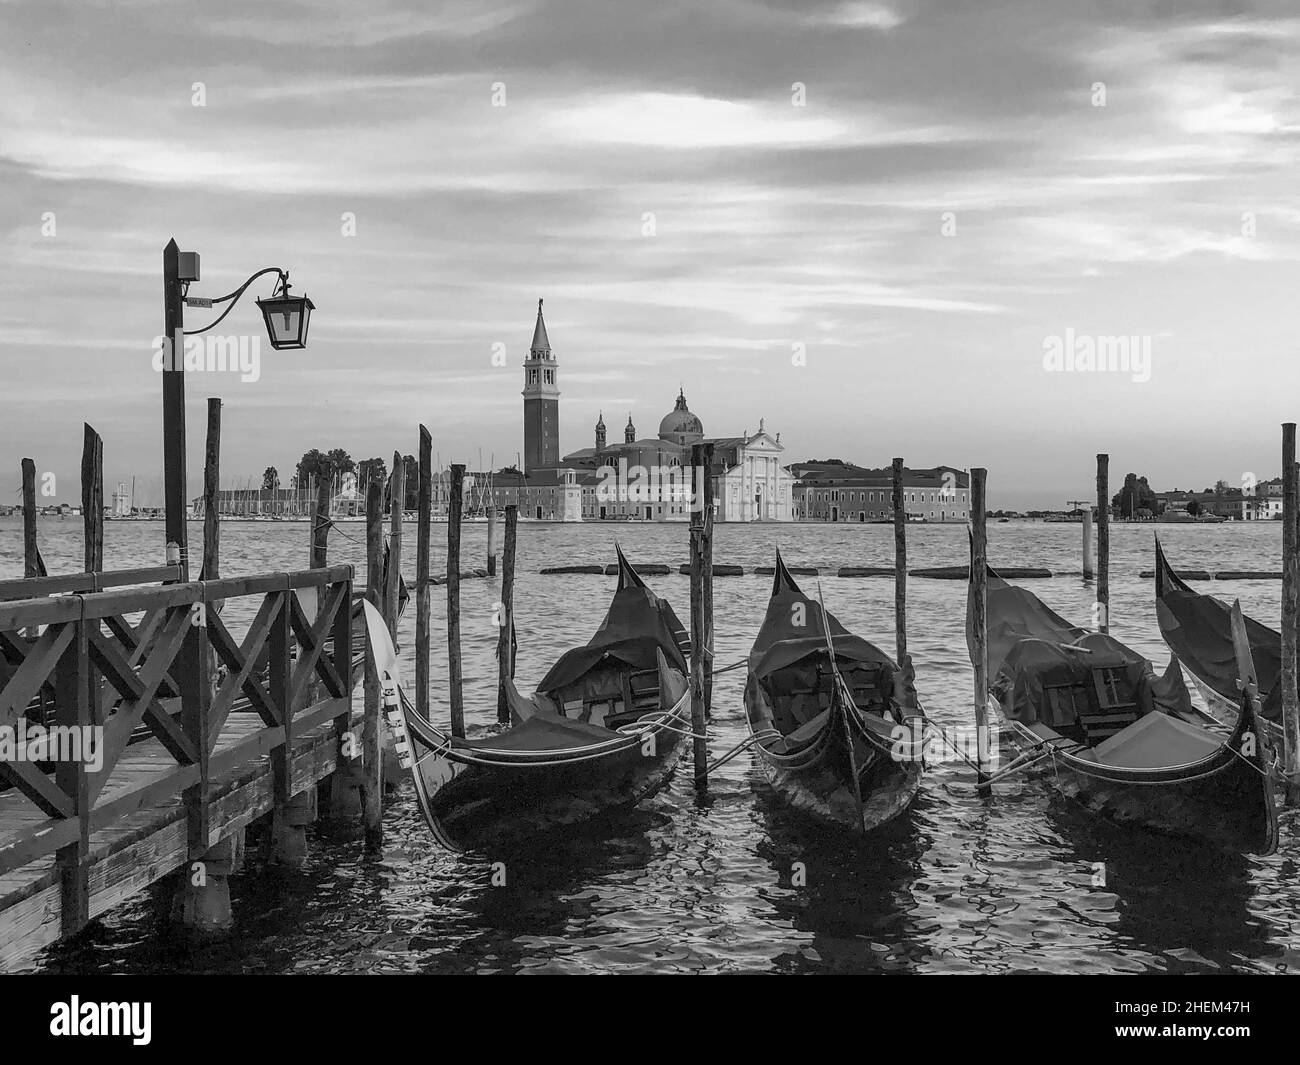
[3,516,1298,974]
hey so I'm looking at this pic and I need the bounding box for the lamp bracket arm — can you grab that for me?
[183,267,288,336]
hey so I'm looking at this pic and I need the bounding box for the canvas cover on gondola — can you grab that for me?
[978,574,1192,723]
[536,545,689,694]
[1154,538,1283,721]
[748,554,896,683]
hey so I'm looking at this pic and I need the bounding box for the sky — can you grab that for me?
[2,0,1299,510]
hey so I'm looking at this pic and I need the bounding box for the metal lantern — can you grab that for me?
[257,284,314,350]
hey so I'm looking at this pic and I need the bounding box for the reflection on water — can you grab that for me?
[4,516,1298,973]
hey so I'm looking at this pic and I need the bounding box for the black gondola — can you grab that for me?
[742,552,926,833]
[370,545,691,851]
[1153,535,1284,744]
[968,558,1277,855]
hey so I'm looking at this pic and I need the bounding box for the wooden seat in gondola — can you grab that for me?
[1079,666,1141,744]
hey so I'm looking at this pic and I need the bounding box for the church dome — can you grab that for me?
[658,388,704,443]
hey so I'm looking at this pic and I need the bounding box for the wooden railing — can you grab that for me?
[0,565,185,602]
[0,564,354,936]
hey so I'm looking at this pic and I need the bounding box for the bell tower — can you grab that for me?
[522,299,560,473]
[595,411,606,450]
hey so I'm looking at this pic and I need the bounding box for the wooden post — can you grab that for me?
[202,400,221,583]
[416,426,432,723]
[1081,504,1094,580]
[53,618,90,936]
[971,468,990,782]
[311,474,330,568]
[447,464,465,738]
[486,502,497,577]
[81,425,103,730]
[497,503,518,724]
[81,424,103,574]
[1282,424,1299,804]
[1096,453,1109,633]
[161,238,190,579]
[689,443,712,789]
[21,458,39,639]
[363,480,385,850]
[892,457,907,667]
[385,452,404,641]
[702,454,715,719]
[21,458,38,579]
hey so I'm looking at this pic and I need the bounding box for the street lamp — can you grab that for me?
[161,237,314,578]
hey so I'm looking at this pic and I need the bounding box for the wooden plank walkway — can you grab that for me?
[0,564,368,971]
[0,700,357,970]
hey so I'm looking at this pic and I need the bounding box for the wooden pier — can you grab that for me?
[0,563,363,970]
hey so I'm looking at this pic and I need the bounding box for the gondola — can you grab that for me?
[742,552,927,833]
[1153,536,1284,743]
[366,545,692,851]
[968,559,1277,855]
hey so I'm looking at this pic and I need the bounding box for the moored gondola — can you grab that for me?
[968,558,1277,855]
[742,552,926,833]
[367,545,692,851]
[1154,535,1285,743]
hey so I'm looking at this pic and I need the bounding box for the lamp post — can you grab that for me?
[161,237,314,580]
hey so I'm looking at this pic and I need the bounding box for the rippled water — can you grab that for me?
[5,516,1298,974]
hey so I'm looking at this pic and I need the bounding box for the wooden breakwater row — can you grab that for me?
[539,564,1054,579]
[1137,570,1284,581]
[541,563,1291,581]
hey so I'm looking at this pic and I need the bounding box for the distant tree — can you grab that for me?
[1187,499,1203,516]
[262,466,280,491]
[296,449,331,488]
[1214,479,1230,494]
[327,448,356,480]
[298,448,355,490]
[358,457,387,494]
[1112,472,1158,519]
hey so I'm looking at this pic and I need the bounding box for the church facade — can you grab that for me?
[516,301,795,522]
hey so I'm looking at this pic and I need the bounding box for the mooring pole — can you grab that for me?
[384,452,404,643]
[81,424,104,576]
[21,458,39,638]
[1282,424,1299,804]
[21,458,38,580]
[497,503,518,724]
[1096,453,1109,633]
[689,442,712,789]
[416,427,432,724]
[1081,503,1094,581]
[310,474,330,569]
[161,238,189,580]
[447,463,465,738]
[202,399,221,583]
[81,425,104,729]
[486,502,497,578]
[971,467,990,784]
[702,443,715,719]
[892,458,908,666]
[363,479,385,851]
